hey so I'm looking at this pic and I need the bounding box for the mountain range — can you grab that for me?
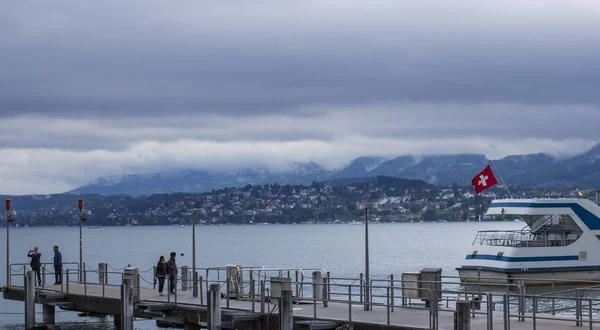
[69,143,600,196]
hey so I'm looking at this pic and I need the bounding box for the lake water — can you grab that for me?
[0,221,523,329]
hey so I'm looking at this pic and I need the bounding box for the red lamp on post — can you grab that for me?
[6,198,12,222]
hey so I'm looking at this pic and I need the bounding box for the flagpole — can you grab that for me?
[489,160,513,198]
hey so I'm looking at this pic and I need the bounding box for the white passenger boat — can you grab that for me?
[457,195,600,285]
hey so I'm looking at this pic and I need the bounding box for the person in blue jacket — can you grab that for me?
[53,245,63,285]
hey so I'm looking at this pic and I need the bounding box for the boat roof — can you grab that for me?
[486,197,600,230]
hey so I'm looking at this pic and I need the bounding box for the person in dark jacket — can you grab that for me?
[165,252,177,295]
[156,256,167,296]
[27,247,42,286]
[53,245,63,285]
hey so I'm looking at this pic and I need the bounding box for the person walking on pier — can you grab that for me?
[53,245,63,285]
[27,247,42,286]
[166,252,178,295]
[156,256,167,296]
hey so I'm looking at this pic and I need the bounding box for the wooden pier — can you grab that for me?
[3,264,600,330]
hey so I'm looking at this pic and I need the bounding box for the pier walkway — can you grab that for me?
[4,263,600,330]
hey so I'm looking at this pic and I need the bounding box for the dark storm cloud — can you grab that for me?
[1,0,600,194]
[2,1,600,120]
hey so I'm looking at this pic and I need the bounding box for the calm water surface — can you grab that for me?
[0,221,522,329]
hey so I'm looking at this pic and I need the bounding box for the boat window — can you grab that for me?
[472,250,478,257]
[496,252,504,260]
[579,251,588,261]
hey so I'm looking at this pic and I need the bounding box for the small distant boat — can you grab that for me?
[349,220,362,225]
[179,224,185,228]
[85,226,103,231]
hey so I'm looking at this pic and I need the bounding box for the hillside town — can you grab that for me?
[3,176,594,227]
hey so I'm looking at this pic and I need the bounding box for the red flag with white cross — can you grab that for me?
[471,165,498,194]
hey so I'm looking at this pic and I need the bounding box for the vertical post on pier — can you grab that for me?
[454,300,471,330]
[280,289,293,330]
[6,198,12,287]
[25,270,36,329]
[181,266,189,291]
[78,197,84,283]
[191,208,205,298]
[123,267,140,301]
[575,288,582,327]
[260,280,266,313]
[43,304,56,326]
[322,277,328,307]
[361,202,377,311]
[208,283,221,330]
[312,271,323,301]
[364,206,370,310]
[199,276,204,305]
[121,278,134,330]
[517,280,525,322]
[193,271,199,298]
[99,263,107,284]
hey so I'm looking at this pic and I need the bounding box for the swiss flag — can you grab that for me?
[471,165,498,194]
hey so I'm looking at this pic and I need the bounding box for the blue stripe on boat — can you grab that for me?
[490,202,600,230]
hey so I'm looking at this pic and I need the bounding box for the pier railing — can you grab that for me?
[9,263,600,329]
[8,262,80,286]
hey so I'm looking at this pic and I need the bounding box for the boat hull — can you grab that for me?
[457,267,600,285]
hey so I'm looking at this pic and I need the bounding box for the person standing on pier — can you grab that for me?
[166,252,178,295]
[156,256,167,296]
[53,245,63,285]
[27,247,42,286]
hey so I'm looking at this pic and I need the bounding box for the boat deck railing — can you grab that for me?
[473,230,582,247]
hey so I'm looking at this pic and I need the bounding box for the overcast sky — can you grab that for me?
[1,0,600,194]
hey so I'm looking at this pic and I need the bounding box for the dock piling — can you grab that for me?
[43,303,56,326]
[121,278,134,330]
[454,300,471,330]
[25,271,35,329]
[322,277,328,307]
[199,275,204,305]
[193,270,198,297]
[99,263,107,285]
[280,289,293,330]
[182,266,189,291]
[312,271,323,301]
[260,280,266,313]
[123,267,140,300]
[208,283,222,330]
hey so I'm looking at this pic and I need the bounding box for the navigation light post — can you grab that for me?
[78,198,90,282]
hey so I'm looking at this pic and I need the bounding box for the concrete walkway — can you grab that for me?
[34,283,596,330]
